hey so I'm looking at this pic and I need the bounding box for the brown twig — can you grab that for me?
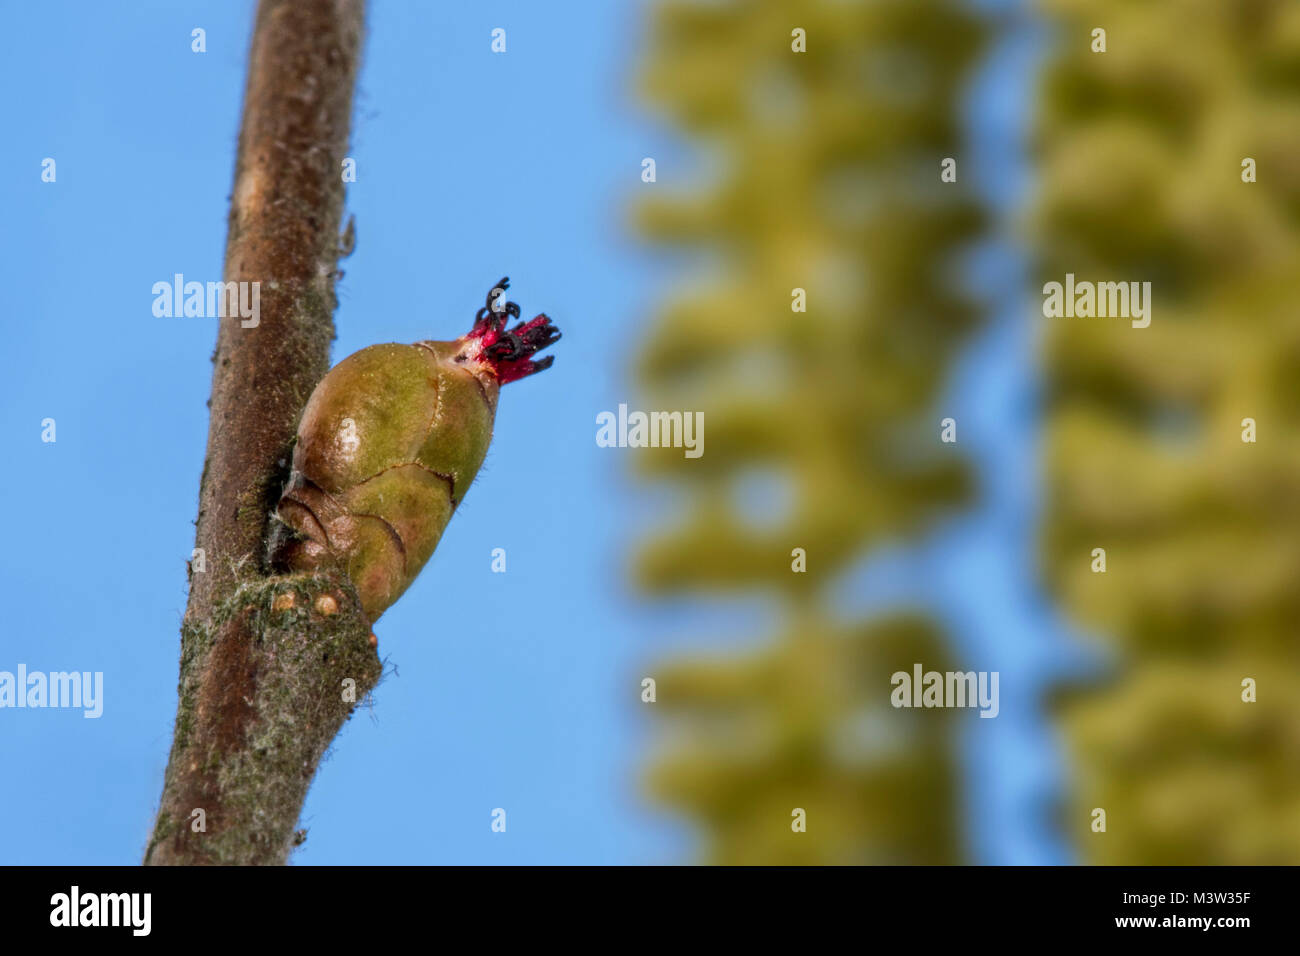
[145,0,374,866]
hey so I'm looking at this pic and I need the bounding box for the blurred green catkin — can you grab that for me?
[1035,0,1300,863]
[631,0,990,864]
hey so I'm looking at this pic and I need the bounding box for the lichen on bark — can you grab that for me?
[146,575,380,865]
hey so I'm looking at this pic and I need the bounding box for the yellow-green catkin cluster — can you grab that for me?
[1034,0,1300,862]
[633,0,989,863]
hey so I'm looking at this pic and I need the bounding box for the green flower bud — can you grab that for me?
[272,279,559,622]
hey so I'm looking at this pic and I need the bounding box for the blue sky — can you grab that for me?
[0,0,1072,864]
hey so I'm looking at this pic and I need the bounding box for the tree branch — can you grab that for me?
[146,0,372,866]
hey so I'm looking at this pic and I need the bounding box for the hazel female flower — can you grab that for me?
[271,278,560,622]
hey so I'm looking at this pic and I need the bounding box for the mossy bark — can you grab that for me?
[147,0,370,865]
[146,577,380,865]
